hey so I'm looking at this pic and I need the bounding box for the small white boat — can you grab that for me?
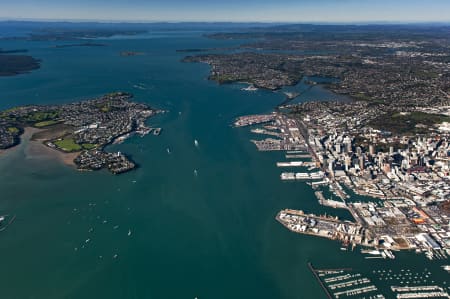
[194,139,199,147]
[241,84,258,91]
[366,250,381,255]
[128,229,132,236]
[194,169,198,177]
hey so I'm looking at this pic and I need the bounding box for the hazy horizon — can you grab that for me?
[1,0,450,23]
[2,18,450,26]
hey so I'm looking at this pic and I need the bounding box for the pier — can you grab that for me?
[280,171,325,180]
[285,154,311,159]
[328,278,371,290]
[233,114,276,127]
[391,285,450,299]
[324,273,360,283]
[333,285,378,297]
[396,292,450,298]
[307,263,334,299]
[315,191,348,209]
[251,128,281,137]
[276,161,304,167]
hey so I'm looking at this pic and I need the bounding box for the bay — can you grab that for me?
[0,28,448,299]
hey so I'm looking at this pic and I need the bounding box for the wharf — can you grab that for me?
[315,191,348,209]
[251,128,281,137]
[311,180,329,187]
[233,114,276,127]
[286,154,312,159]
[392,286,444,292]
[277,209,347,225]
[280,171,324,180]
[286,150,306,154]
[396,292,450,298]
[333,285,378,297]
[307,263,334,299]
[277,161,304,167]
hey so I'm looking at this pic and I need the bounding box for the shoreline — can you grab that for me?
[0,127,78,167]
[0,145,19,156]
[25,127,79,167]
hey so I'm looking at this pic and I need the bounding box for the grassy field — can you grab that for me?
[34,120,60,127]
[54,138,82,152]
[7,127,19,134]
[81,143,97,150]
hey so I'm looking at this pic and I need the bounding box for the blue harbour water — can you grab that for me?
[0,28,448,298]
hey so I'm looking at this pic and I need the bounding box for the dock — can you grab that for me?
[315,191,348,209]
[286,154,312,159]
[307,263,334,299]
[276,161,304,167]
[233,114,276,127]
[280,171,325,180]
[391,285,450,299]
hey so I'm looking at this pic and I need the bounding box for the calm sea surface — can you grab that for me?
[0,28,448,299]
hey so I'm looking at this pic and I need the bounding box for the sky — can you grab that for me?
[1,0,450,23]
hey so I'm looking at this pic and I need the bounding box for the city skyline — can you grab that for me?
[1,0,450,23]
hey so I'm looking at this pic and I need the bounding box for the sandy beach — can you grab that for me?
[0,127,79,167]
[0,146,18,156]
[26,127,79,166]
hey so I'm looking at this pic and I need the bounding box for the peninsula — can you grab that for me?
[0,92,161,174]
[183,25,450,99]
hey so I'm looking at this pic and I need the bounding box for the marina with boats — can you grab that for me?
[235,111,450,260]
[309,263,450,299]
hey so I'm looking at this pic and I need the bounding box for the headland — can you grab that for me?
[0,92,162,174]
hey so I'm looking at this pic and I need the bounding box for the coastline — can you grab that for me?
[0,127,78,167]
[0,144,19,156]
[25,127,78,167]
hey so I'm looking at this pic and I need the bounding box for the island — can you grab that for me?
[0,52,41,76]
[2,29,147,41]
[0,92,161,174]
[53,43,107,48]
